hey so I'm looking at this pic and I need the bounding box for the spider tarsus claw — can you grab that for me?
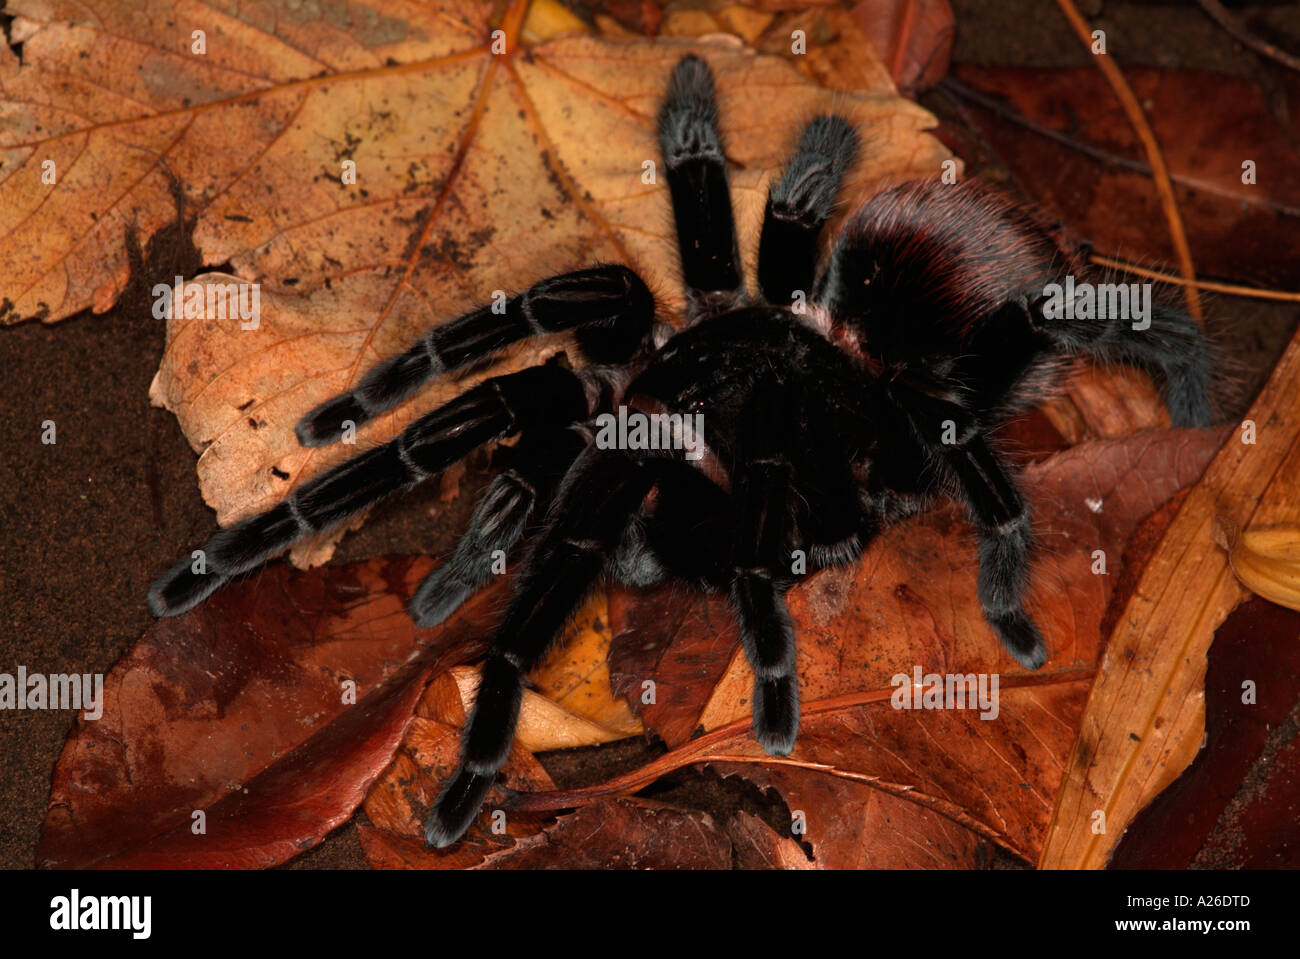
[424,769,494,848]
[754,676,800,756]
[408,571,472,628]
[991,610,1049,670]
[295,394,367,447]
[146,559,228,618]
[293,423,326,448]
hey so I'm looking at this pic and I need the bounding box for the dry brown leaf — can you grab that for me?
[37,554,501,869]
[727,810,817,869]
[472,797,736,869]
[755,5,897,93]
[362,795,738,869]
[1042,325,1300,868]
[849,0,955,93]
[448,663,637,752]
[718,755,993,868]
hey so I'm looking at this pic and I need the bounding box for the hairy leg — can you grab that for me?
[424,446,656,846]
[727,382,804,753]
[758,116,859,307]
[296,265,654,446]
[882,375,1048,670]
[658,55,743,316]
[942,435,1047,669]
[1035,297,1212,427]
[148,364,591,618]
[409,429,587,627]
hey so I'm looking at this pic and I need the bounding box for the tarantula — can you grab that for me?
[149,54,1211,847]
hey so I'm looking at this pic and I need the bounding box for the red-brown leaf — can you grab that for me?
[37,556,502,869]
[949,65,1300,289]
[851,0,955,93]
[1109,597,1300,868]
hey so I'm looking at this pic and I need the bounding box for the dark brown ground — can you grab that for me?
[2,1,1297,869]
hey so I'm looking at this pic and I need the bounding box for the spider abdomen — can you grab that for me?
[821,180,1069,363]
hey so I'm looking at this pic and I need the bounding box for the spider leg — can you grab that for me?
[884,375,1047,669]
[147,365,591,618]
[1034,297,1212,427]
[658,55,743,316]
[296,265,654,446]
[758,116,859,306]
[424,446,656,847]
[409,428,586,627]
[942,435,1047,670]
[728,384,803,754]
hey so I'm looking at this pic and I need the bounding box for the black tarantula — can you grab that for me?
[149,54,1211,847]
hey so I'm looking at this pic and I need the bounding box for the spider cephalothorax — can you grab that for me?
[149,53,1211,847]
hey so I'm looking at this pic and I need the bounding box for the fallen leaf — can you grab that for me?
[946,65,1300,290]
[1043,325,1300,867]
[754,5,897,93]
[449,664,638,752]
[359,671,730,868]
[592,1,667,38]
[477,798,735,869]
[363,796,735,869]
[1110,597,1300,869]
[727,810,816,869]
[37,555,502,869]
[360,671,561,869]
[850,0,955,93]
[527,590,643,741]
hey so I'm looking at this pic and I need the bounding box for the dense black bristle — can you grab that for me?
[296,393,367,447]
[658,55,723,166]
[760,115,861,306]
[754,675,800,756]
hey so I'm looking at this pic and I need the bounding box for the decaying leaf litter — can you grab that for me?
[6,0,1289,867]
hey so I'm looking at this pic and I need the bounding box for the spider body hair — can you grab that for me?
[147,53,1214,850]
